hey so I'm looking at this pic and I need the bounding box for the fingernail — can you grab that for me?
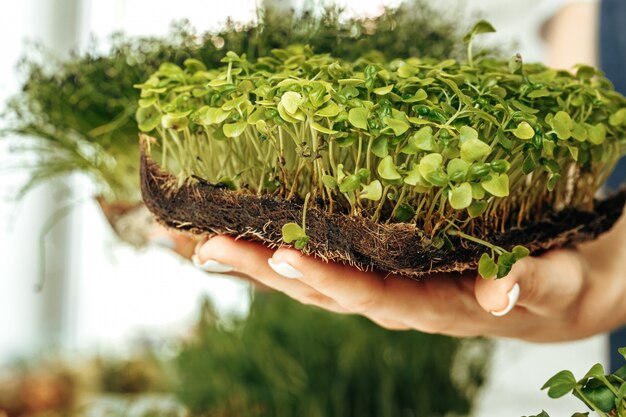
[192,254,234,273]
[150,235,176,250]
[267,258,303,279]
[491,283,520,317]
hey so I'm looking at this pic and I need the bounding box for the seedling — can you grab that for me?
[525,347,626,417]
[138,21,626,278]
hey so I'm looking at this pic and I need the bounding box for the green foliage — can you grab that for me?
[175,293,491,417]
[2,0,460,203]
[529,349,626,417]
[141,23,626,277]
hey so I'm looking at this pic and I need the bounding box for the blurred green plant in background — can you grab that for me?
[175,292,490,417]
[1,0,461,204]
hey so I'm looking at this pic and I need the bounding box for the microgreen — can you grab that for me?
[525,346,626,417]
[138,22,626,276]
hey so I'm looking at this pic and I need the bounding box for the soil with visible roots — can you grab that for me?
[140,146,625,277]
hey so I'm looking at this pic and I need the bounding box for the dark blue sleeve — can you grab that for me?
[600,0,626,371]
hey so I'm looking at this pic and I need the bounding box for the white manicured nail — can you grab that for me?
[151,235,176,250]
[267,258,303,279]
[192,254,234,273]
[491,283,520,317]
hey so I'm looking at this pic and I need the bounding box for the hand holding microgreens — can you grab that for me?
[137,21,626,278]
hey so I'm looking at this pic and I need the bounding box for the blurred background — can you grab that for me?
[0,0,615,416]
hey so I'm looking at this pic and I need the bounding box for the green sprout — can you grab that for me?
[525,347,626,417]
[138,21,626,278]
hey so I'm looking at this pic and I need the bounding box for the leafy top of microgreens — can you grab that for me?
[137,21,626,278]
[524,347,626,417]
[1,0,459,203]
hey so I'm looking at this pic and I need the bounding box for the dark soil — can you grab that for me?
[140,148,626,277]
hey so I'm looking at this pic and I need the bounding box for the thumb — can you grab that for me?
[474,249,585,317]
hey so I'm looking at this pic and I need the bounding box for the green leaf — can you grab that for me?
[418,153,444,178]
[360,180,382,201]
[551,111,573,140]
[322,175,337,189]
[449,182,473,209]
[277,102,303,123]
[247,108,265,124]
[547,173,561,192]
[609,108,626,127]
[463,19,496,42]
[471,183,485,200]
[338,78,365,86]
[496,252,516,278]
[581,384,616,413]
[527,89,550,98]
[467,200,488,218]
[512,245,530,260]
[478,253,498,279]
[587,123,606,145]
[403,88,427,102]
[576,64,596,80]
[339,174,361,193]
[425,171,449,186]
[223,121,248,138]
[447,158,470,181]
[384,116,410,135]
[161,113,189,131]
[311,122,338,134]
[481,173,509,197]
[294,235,310,250]
[280,91,303,114]
[490,160,510,174]
[513,121,535,139]
[397,65,417,78]
[371,136,389,158]
[407,126,435,152]
[459,126,478,143]
[404,166,430,191]
[348,107,369,130]
[377,155,402,180]
[583,363,606,381]
[138,96,157,108]
[315,102,341,118]
[373,84,394,95]
[136,106,162,132]
[202,107,231,125]
[619,347,626,361]
[282,223,307,244]
[508,53,523,73]
[542,370,577,398]
[394,204,415,222]
[460,138,491,162]
[571,123,588,141]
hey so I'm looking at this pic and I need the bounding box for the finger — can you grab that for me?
[270,248,487,334]
[368,317,412,331]
[196,235,350,313]
[149,225,198,259]
[474,249,585,317]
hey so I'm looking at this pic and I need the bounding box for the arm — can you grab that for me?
[542,1,599,68]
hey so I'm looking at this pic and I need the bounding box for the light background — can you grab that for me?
[0,0,607,415]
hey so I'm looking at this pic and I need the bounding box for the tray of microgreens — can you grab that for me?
[137,21,626,278]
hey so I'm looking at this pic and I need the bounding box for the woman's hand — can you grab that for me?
[192,211,626,343]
